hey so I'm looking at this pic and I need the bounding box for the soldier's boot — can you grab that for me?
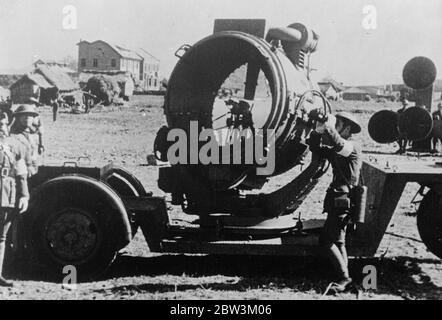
[0,237,13,287]
[330,276,352,293]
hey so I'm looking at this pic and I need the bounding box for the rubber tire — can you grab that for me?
[27,184,123,282]
[417,190,442,259]
[102,167,148,238]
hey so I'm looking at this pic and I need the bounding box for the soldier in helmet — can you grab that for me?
[314,112,362,292]
[0,130,30,286]
[10,105,42,177]
[431,103,442,153]
[396,98,410,154]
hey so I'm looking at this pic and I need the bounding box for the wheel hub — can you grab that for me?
[46,209,99,263]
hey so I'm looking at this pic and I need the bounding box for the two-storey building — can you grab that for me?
[77,40,160,91]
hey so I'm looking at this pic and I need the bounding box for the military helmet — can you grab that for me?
[335,112,361,134]
[13,104,39,117]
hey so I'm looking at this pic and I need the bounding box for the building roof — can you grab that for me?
[35,65,78,91]
[343,87,369,94]
[109,43,142,60]
[78,40,142,60]
[10,73,53,90]
[319,78,345,92]
[78,40,159,62]
[356,86,383,96]
[26,73,53,89]
[318,83,334,93]
[135,48,160,62]
[34,60,76,74]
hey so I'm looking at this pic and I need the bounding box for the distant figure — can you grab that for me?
[51,98,58,122]
[83,91,95,114]
[51,93,64,122]
[396,99,409,154]
[431,103,442,153]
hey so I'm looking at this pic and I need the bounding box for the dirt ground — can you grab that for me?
[0,95,441,300]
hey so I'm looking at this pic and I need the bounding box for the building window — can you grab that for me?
[154,79,157,87]
[81,59,86,67]
[111,59,116,67]
[93,59,98,67]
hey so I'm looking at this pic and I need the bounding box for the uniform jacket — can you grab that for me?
[0,136,29,208]
[432,110,442,121]
[323,126,363,192]
[10,123,39,176]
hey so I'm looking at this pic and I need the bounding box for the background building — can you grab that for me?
[10,64,78,104]
[77,40,160,92]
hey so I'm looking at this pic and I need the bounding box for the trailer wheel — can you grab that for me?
[28,179,130,282]
[417,190,442,259]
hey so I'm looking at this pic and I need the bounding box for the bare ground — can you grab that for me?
[0,96,441,300]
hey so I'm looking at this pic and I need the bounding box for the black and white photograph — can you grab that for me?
[0,0,441,302]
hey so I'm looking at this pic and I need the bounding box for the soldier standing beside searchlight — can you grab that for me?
[0,130,30,287]
[397,98,409,154]
[431,103,442,153]
[315,112,362,292]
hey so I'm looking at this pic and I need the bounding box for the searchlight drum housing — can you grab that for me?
[403,56,437,90]
[158,19,328,196]
[368,56,437,144]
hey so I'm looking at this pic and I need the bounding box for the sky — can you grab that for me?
[0,0,441,85]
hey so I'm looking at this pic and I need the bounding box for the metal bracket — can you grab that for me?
[175,44,192,59]
[77,156,92,164]
[63,161,78,168]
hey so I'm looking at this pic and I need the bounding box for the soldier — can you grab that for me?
[431,103,442,153]
[10,105,43,177]
[396,99,409,154]
[315,112,362,292]
[0,132,30,287]
[51,92,64,122]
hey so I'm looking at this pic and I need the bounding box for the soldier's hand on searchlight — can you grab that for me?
[324,114,337,130]
[18,197,29,214]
